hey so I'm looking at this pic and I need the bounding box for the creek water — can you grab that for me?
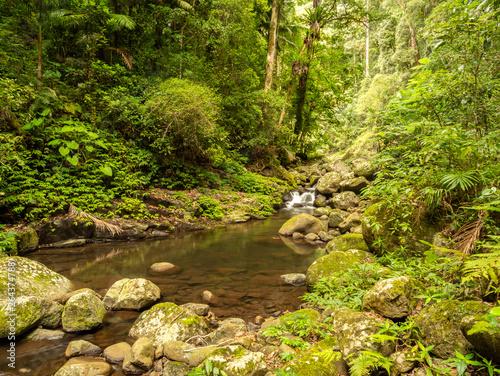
[0,208,326,376]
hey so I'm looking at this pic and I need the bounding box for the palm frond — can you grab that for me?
[108,13,136,30]
[453,210,486,254]
[68,203,122,236]
[441,170,481,191]
[107,47,133,69]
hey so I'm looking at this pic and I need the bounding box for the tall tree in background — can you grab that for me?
[264,0,282,92]
[395,0,420,66]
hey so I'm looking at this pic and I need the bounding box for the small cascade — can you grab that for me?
[282,188,316,208]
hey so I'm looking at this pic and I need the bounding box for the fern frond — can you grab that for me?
[347,350,393,376]
[441,170,481,191]
[108,14,136,30]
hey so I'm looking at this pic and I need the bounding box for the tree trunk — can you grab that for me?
[396,0,421,66]
[264,0,281,92]
[365,0,370,76]
[38,23,42,87]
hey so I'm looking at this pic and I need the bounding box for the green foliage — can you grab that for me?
[114,197,154,220]
[197,195,224,221]
[0,227,18,256]
[467,305,500,337]
[188,359,228,376]
[347,350,393,376]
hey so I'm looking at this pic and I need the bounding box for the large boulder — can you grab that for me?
[35,219,95,245]
[306,249,376,287]
[340,177,369,194]
[203,345,268,376]
[15,228,39,255]
[129,302,209,347]
[363,276,416,319]
[325,234,369,254]
[123,337,154,373]
[338,212,363,233]
[462,305,500,363]
[0,296,53,338]
[0,257,73,301]
[332,308,395,358]
[328,209,349,228]
[286,338,347,376]
[316,172,342,195]
[103,278,161,310]
[54,357,112,376]
[278,213,324,236]
[325,160,352,178]
[329,192,360,210]
[351,158,376,178]
[62,291,106,332]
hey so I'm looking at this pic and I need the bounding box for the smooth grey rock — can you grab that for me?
[103,342,131,363]
[103,278,161,310]
[54,357,112,376]
[65,340,102,357]
[181,303,210,316]
[280,273,306,286]
[62,291,106,332]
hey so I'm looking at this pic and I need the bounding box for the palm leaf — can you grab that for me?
[108,13,136,30]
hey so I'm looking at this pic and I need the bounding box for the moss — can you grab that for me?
[287,338,346,376]
[280,309,321,326]
[326,234,368,253]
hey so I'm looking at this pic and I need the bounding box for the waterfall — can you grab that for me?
[282,188,316,208]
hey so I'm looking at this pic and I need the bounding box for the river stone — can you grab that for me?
[390,350,418,376]
[62,291,106,332]
[39,300,64,328]
[338,212,363,233]
[0,296,53,338]
[181,303,210,316]
[316,172,342,195]
[201,290,220,305]
[304,233,319,242]
[362,276,415,319]
[150,262,176,274]
[278,213,324,236]
[24,328,65,342]
[340,176,369,194]
[332,307,395,358]
[280,273,306,286]
[328,209,350,228]
[61,288,101,304]
[162,340,194,362]
[54,357,112,376]
[306,249,375,287]
[329,191,360,210]
[103,278,161,310]
[204,345,268,376]
[0,257,73,301]
[325,233,369,254]
[314,194,327,207]
[318,231,332,242]
[127,337,155,371]
[208,318,248,345]
[185,347,217,366]
[313,207,332,217]
[162,361,191,376]
[129,302,209,347]
[286,338,347,376]
[291,232,304,240]
[325,160,352,178]
[352,158,376,178]
[65,340,102,357]
[15,228,39,255]
[103,342,131,363]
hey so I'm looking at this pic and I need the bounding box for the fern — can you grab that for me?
[347,350,393,376]
[441,170,481,191]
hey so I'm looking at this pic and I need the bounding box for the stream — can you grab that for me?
[0,205,326,376]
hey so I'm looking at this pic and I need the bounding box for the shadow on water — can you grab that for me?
[0,210,326,375]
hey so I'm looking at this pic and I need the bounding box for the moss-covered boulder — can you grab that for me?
[0,257,73,301]
[329,191,360,210]
[325,160,352,178]
[39,300,64,328]
[412,300,490,359]
[351,158,376,178]
[338,213,363,234]
[103,278,161,310]
[204,345,268,376]
[340,177,369,194]
[285,338,347,376]
[54,357,112,376]
[363,276,415,319]
[15,228,39,255]
[316,172,342,195]
[208,318,248,345]
[279,308,321,327]
[332,308,395,358]
[306,249,375,287]
[65,340,102,357]
[328,209,349,228]
[129,302,209,347]
[0,296,53,338]
[62,291,106,332]
[314,207,333,217]
[278,213,324,236]
[325,233,369,254]
[362,201,437,256]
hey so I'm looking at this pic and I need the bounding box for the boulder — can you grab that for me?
[61,288,101,304]
[62,291,106,332]
[162,340,194,363]
[313,207,332,217]
[0,257,73,301]
[39,300,64,328]
[332,308,395,358]
[340,176,369,194]
[316,172,342,195]
[23,328,65,342]
[208,318,248,345]
[203,345,268,376]
[390,350,418,376]
[103,278,161,310]
[181,303,210,316]
[36,219,95,245]
[0,296,53,338]
[280,273,306,287]
[329,191,360,210]
[54,357,112,376]
[314,194,327,207]
[325,233,369,254]
[286,338,347,376]
[65,340,102,357]
[351,158,376,178]
[129,302,209,347]
[15,228,39,255]
[338,212,363,233]
[103,342,131,363]
[328,209,350,228]
[362,276,415,319]
[462,305,500,363]
[325,160,352,178]
[162,361,191,376]
[306,249,375,287]
[124,337,154,371]
[278,213,324,236]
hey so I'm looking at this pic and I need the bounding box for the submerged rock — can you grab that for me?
[62,291,106,332]
[23,328,65,342]
[363,276,416,319]
[280,273,306,286]
[103,278,161,310]
[278,213,324,236]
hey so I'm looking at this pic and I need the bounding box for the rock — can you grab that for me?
[35,218,95,244]
[150,262,177,274]
[313,207,332,217]
[280,235,322,255]
[329,229,341,237]
[103,278,161,310]
[338,212,363,233]
[351,158,376,178]
[201,290,220,305]
[280,273,306,287]
[185,347,217,367]
[52,239,87,248]
[340,177,369,194]
[0,296,53,338]
[286,338,347,376]
[126,337,154,371]
[61,288,101,304]
[314,195,327,207]
[224,212,252,223]
[332,308,395,358]
[181,303,210,316]
[278,213,324,236]
[325,233,369,253]
[317,231,332,242]
[54,357,112,376]
[462,308,500,364]
[24,328,65,342]
[103,342,131,363]
[162,340,194,362]
[15,228,39,255]
[162,361,191,376]
[304,233,319,242]
[390,350,418,376]
[350,225,363,234]
[65,340,102,357]
[306,249,375,287]
[279,309,321,327]
[327,209,350,228]
[329,191,360,210]
[325,160,352,178]
[291,232,304,240]
[129,302,209,347]
[0,257,73,301]
[204,345,268,376]
[39,300,64,328]
[362,276,415,319]
[208,318,248,345]
[316,172,342,195]
[62,291,106,332]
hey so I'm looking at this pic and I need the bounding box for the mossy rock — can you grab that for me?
[306,249,376,287]
[162,361,191,376]
[325,160,352,178]
[352,158,376,178]
[278,213,324,236]
[0,257,73,301]
[326,233,368,253]
[15,228,39,255]
[362,201,437,257]
[203,345,268,376]
[314,207,332,217]
[103,278,161,310]
[62,291,106,332]
[316,172,342,195]
[129,302,209,347]
[329,191,360,210]
[327,209,349,228]
[54,357,112,376]
[279,308,321,327]
[286,338,347,376]
[0,296,53,338]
